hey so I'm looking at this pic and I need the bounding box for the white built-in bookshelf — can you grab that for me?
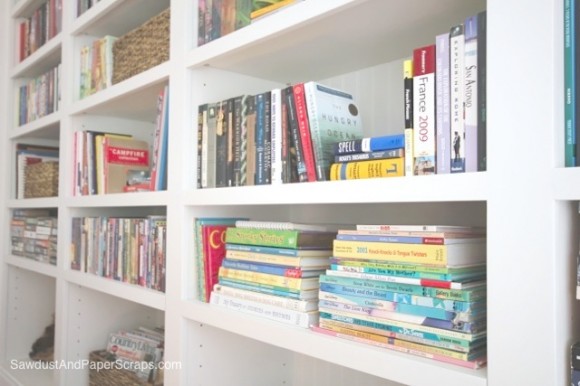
[1,0,579,385]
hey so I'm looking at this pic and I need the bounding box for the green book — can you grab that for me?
[225,227,336,249]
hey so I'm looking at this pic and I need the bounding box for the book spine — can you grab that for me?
[270,88,283,184]
[239,94,250,186]
[333,135,405,155]
[225,227,299,248]
[233,96,243,186]
[464,15,478,173]
[219,277,307,297]
[214,283,316,312]
[336,233,447,245]
[280,89,291,182]
[330,158,404,180]
[412,44,437,175]
[334,148,404,163]
[566,0,576,166]
[436,32,451,174]
[332,239,452,265]
[320,274,484,302]
[255,92,266,184]
[285,86,308,181]
[219,267,315,290]
[226,97,235,186]
[244,95,256,185]
[477,11,487,171]
[221,258,307,278]
[215,100,228,187]
[210,291,317,328]
[303,81,327,181]
[226,242,324,256]
[450,25,466,173]
[293,83,317,182]
[263,91,272,184]
[403,59,414,176]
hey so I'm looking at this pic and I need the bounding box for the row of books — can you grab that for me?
[201,219,488,369]
[102,325,164,383]
[70,216,167,292]
[405,10,487,175]
[73,85,168,195]
[197,0,301,46]
[17,63,61,126]
[10,209,58,265]
[17,0,62,62]
[79,35,116,99]
[565,0,579,167]
[197,81,363,188]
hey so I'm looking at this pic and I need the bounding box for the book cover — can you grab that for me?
[195,217,245,302]
[464,14,478,173]
[450,24,466,173]
[218,277,320,300]
[403,59,414,176]
[102,136,150,194]
[293,83,317,182]
[335,232,485,245]
[332,239,486,267]
[330,157,404,181]
[225,227,336,249]
[202,224,230,302]
[333,134,405,155]
[412,44,436,175]
[304,81,363,181]
[436,32,451,174]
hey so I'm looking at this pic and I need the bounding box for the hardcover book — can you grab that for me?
[330,157,404,181]
[202,224,230,302]
[225,227,337,249]
[304,81,363,181]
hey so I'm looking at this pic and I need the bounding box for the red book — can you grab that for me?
[202,225,229,302]
[292,83,317,182]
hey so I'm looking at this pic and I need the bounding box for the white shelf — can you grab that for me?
[64,190,170,208]
[5,255,58,278]
[553,167,580,200]
[7,197,59,208]
[185,172,488,206]
[11,34,62,79]
[9,111,61,140]
[182,300,487,386]
[64,270,166,311]
[0,361,55,386]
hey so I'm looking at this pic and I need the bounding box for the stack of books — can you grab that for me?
[209,220,338,328]
[330,134,406,180]
[312,224,488,369]
[10,209,58,265]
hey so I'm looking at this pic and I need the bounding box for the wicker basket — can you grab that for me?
[112,8,170,85]
[24,161,59,198]
[89,350,163,386]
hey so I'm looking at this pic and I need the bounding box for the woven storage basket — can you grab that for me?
[89,350,163,386]
[24,161,58,198]
[112,8,170,85]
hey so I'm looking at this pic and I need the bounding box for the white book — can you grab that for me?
[355,224,485,233]
[210,291,319,328]
[213,283,318,312]
[464,15,479,172]
[450,24,465,173]
[234,220,341,232]
[270,88,283,184]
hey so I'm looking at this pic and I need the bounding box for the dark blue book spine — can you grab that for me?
[333,134,405,155]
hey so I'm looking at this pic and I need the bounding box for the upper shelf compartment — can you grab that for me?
[187,0,486,83]
[71,0,170,37]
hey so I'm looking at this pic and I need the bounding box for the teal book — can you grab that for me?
[304,82,363,181]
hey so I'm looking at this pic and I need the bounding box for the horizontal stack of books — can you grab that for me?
[209,220,338,328]
[330,134,406,180]
[10,209,58,265]
[312,224,488,369]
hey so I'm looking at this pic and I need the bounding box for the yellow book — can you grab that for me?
[330,157,404,181]
[218,267,319,290]
[332,239,486,266]
[251,0,298,20]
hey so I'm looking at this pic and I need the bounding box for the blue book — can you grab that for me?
[221,258,325,278]
[333,134,405,155]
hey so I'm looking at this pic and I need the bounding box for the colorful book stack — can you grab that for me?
[209,220,338,328]
[312,224,488,369]
[10,208,58,265]
[330,134,406,180]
